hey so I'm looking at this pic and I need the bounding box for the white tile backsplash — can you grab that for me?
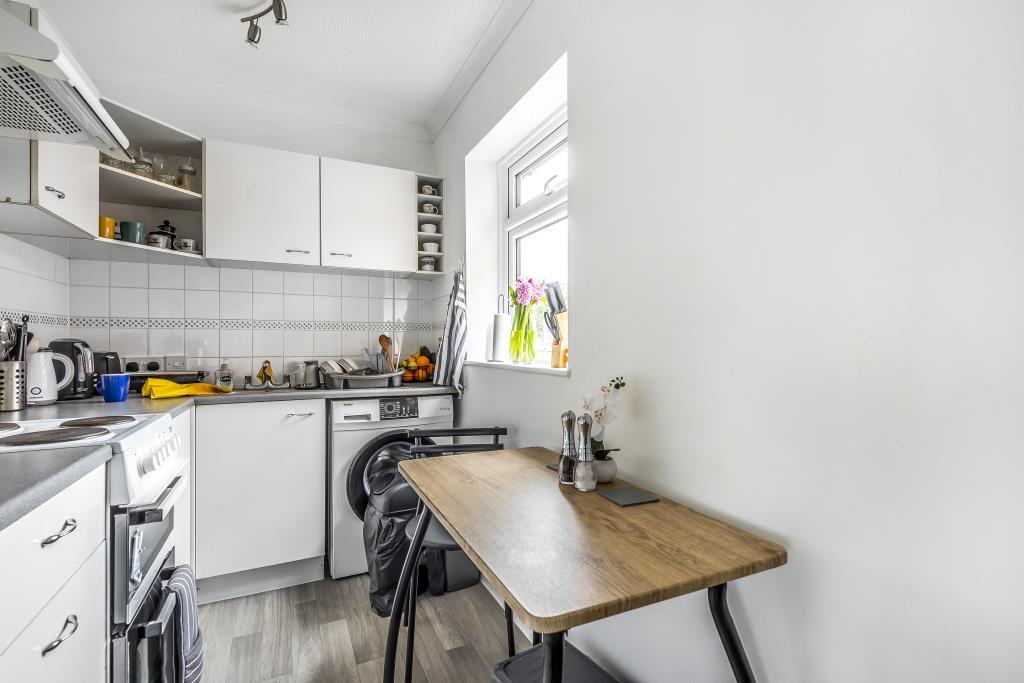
[283,271,313,295]
[283,294,313,321]
[314,273,342,297]
[341,296,368,322]
[149,289,185,318]
[110,262,148,288]
[219,291,252,319]
[70,260,109,286]
[185,265,219,291]
[70,285,109,316]
[149,264,184,289]
[220,268,253,292]
[253,269,284,293]
[313,295,342,322]
[220,329,252,357]
[252,293,284,320]
[185,290,219,319]
[110,287,149,318]
[2,233,445,375]
[341,274,368,297]
[148,328,184,355]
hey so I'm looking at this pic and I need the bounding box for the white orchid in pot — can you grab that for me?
[581,376,626,483]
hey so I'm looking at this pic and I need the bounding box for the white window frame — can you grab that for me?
[498,108,568,300]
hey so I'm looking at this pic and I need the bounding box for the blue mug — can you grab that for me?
[97,373,131,403]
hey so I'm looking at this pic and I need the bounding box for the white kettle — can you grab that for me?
[27,348,74,406]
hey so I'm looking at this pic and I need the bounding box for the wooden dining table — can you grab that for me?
[382,447,787,683]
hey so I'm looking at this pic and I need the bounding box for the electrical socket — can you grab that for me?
[165,355,187,371]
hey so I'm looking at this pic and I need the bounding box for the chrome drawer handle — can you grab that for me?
[44,186,65,199]
[286,412,315,417]
[285,249,310,254]
[41,615,78,656]
[40,519,77,547]
[330,252,353,257]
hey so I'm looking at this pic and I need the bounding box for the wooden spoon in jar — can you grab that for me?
[378,334,393,372]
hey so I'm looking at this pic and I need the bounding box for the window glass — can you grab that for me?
[516,142,568,208]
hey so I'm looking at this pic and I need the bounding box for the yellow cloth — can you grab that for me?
[141,378,233,398]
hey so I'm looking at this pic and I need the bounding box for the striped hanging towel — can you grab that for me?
[433,270,467,396]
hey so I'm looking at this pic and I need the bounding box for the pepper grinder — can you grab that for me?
[558,410,576,485]
[574,414,597,492]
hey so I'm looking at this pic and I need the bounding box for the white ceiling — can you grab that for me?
[37,0,532,140]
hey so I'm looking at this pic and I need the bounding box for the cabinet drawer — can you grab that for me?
[0,466,105,653]
[0,541,106,681]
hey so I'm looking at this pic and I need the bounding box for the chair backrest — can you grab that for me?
[407,426,508,458]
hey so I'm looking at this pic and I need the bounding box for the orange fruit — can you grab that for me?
[416,356,429,367]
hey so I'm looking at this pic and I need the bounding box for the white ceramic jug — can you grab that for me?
[27,348,74,406]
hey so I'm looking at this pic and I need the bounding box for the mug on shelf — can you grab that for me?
[119,221,145,244]
[175,238,198,252]
[419,223,437,234]
[422,241,440,253]
[96,373,131,403]
[421,185,437,195]
[98,216,116,239]
[421,203,439,215]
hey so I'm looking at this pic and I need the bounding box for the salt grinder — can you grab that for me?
[558,410,576,485]
[573,414,596,492]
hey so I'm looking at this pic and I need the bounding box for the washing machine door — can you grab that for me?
[345,431,422,519]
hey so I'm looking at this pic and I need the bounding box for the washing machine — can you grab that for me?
[328,394,453,579]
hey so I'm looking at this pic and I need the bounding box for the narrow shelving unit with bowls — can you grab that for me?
[415,174,444,274]
[94,99,205,264]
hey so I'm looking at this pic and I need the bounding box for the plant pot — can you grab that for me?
[593,457,617,484]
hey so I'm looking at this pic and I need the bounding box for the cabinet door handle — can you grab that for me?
[286,412,315,417]
[285,249,310,254]
[44,186,66,200]
[40,519,77,547]
[41,615,78,656]
[330,252,353,257]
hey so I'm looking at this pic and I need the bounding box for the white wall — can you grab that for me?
[435,1,1024,681]
[0,233,70,346]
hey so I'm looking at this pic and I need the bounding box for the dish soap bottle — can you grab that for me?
[216,362,234,388]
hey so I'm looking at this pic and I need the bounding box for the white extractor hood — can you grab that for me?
[0,1,130,160]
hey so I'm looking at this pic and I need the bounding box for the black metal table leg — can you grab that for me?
[504,603,516,657]
[541,631,564,683]
[708,583,756,683]
[532,631,541,646]
[383,504,431,683]
[404,548,422,683]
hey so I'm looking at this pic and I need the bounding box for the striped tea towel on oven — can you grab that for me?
[162,565,204,683]
[433,269,467,396]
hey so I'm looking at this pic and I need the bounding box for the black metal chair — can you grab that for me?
[399,427,516,683]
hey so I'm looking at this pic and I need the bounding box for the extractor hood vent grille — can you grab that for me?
[1,64,81,136]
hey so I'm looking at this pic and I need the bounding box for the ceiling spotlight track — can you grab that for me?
[241,0,287,47]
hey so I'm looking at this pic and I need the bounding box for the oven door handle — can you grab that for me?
[127,474,188,525]
[134,592,177,639]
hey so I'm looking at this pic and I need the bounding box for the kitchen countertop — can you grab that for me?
[1,384,457,421]
[0,445,111,533]
[0,384,454,531]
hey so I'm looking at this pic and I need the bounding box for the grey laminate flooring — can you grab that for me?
[197,574,531,682]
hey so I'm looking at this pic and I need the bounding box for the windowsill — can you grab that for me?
[464,359,571,377]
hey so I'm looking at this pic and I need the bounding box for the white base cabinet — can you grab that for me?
[194,400,326,579]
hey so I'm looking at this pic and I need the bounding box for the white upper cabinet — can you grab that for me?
[320,157,416,271]
[34,141,99,236]
[204,139,320,265]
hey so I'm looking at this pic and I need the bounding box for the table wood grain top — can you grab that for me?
[398,447,787,633]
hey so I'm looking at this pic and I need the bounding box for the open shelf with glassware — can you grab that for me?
[415,174,444,274]
[97,98,204,259]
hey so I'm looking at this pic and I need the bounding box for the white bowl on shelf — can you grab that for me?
[422,241,440,253]
[419,223,437,234]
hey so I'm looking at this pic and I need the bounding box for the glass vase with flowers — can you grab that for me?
[508,276,546,364]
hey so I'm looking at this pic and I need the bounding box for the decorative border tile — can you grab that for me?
[66,317,445,331]
[149,318,185,329]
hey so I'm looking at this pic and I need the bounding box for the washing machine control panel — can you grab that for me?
[379,397,418,420]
